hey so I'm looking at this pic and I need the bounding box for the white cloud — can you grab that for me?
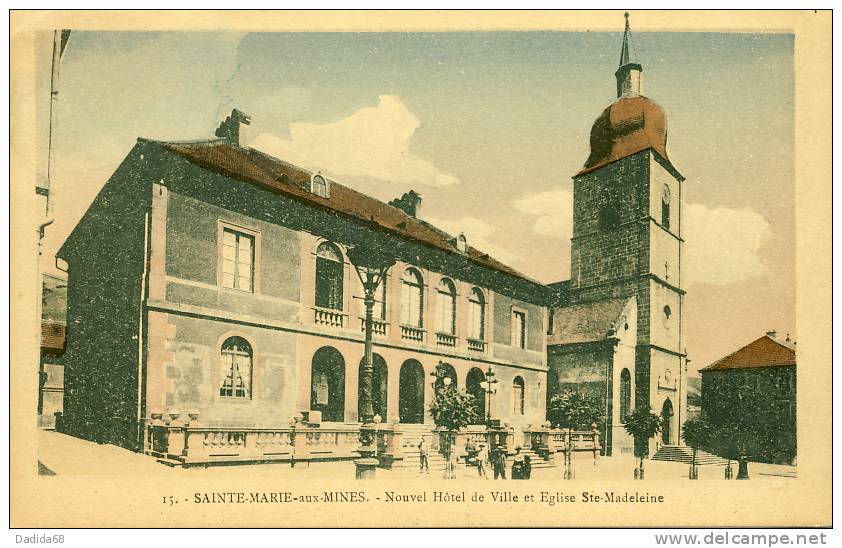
[425,215,518,265]
[248,95,459,189]
[513,188,573,240]
[684,203,770,286]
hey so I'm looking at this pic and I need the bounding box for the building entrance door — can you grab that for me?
[661,398,674,445]
[310,347,345,422]
[466,367,486,423]
[399,360,425,424]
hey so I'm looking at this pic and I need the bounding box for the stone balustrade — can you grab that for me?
[145,415,369,466]
[435,332,457,347]
[399,324,425,342]
[466,338,486,352]
[313,307,347,328]
[544,428,601,453]
[359,317,388,337]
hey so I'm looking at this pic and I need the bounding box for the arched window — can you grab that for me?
[435,278,457,335]
[400,268,424,328]
[311,174,329,198]
[219,337,252,398]
[315,242,344,310]
[467,288,486,341]
[512,376,525,415]
[619,368,631,423]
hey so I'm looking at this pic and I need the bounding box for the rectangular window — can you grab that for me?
[221,228,255,292]
[512,310,526,349]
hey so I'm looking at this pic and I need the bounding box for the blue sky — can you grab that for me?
[42,29,795,370]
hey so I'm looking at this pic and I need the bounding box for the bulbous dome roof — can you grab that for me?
[578,95,679,177]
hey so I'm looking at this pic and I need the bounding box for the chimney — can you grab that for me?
[389,190,422,218]
[766,330,777,338]
[785,333,791,342]
[215,109,251,147]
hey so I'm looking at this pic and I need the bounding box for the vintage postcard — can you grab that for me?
[10,10,832,528]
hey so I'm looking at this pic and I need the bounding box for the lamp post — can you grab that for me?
[348,244,395,480]
[479,366,498,426]
[480,366,499,457]
[430,361,453,394]
[288,415,300,469]
[430,364,453,457]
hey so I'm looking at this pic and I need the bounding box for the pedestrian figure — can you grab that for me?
[444,446,457,479]
[511,447,525,479]
[492,446,507,480]
[523,454,532,480]
[418,436,429,474]
[476,444,488,478]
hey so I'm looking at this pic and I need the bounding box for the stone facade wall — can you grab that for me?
[570,152,650,291]
[59,146,151,449]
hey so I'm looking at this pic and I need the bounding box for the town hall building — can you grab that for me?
[57,115,550,464]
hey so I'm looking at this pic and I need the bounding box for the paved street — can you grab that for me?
[38,430,795,482]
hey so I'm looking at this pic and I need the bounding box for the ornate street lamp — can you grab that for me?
[347,244,395,480]
[430,361,453,394]
[479,366,498,426]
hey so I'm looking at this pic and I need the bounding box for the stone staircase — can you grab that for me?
[390,424,447,472]
[652,445,728,465]
[389,425,561,473]
[517,448,556,469]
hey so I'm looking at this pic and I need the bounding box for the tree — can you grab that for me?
[547,390,604,430]
[429,386,481,476]
[623,406,662,479]
[681,414,712,479]
[429,386,481,432]
[547,390,605,479]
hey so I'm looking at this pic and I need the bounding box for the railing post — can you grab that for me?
[165,411,186,458]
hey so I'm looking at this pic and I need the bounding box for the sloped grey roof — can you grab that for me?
[549,297,631,345]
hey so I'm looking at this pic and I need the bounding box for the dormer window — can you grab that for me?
[311,174,329,198]
[456,233,467,253]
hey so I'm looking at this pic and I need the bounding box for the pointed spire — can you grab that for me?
[619,12,632,67]
[614,12,643,98]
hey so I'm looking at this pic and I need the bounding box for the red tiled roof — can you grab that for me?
[548,297,631,345]
[158,140,540,286]
[577,95,681,179]
[41,321,66,352]
[699,335,796,373]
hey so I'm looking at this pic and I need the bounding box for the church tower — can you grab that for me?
[567,14,687,447]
